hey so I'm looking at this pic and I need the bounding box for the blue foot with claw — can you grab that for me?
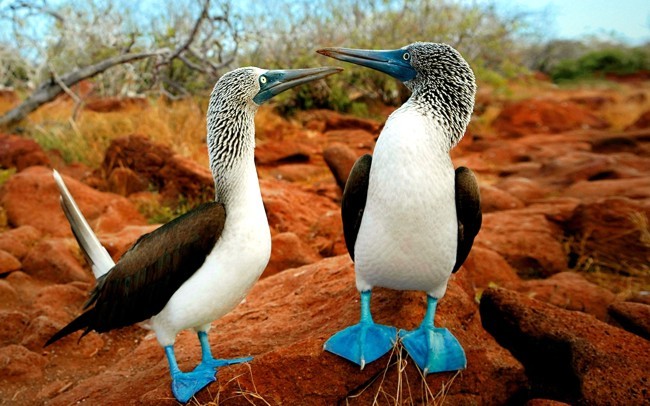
[399,296,466,374]
[165,332,254,403]
[324,290,397,368]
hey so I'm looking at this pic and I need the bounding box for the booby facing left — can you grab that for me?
[318,43,481,374]
[45,66,342,403]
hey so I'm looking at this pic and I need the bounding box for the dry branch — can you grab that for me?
[0,50,165,129]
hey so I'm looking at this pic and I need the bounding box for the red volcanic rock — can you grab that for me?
[48,256,527,406]
[494,177,550,203]
[492,99,608,137]
[267,163,325,183]
[107,167,148,196]
[264,232,321,278]
[84,96,148,113]
[324,129,376,157]
[261,178,343,257]
[0,249,20,275]
[1,166,146,237]
[21,238,91,284]
[519,197,580,223]
[479,184,525,213]
[477,211,567,278]
[608,301,650,340]
[480,287,650,404]
[0,279,19,309]
[518,272,616,321]
[590,130,650,154]
[0,310,30,346]
[4,271,44,306]
[255,139,312,165]
[526,399,571,406]
[101,135,214,201]
[566,197,650,275]
[567,93,615,110]
[626,109,650,130]
[32,283,89,324]
[300,109,381,133]
[99,224,161,261]
[538,151,635,186]
[323,142,358,191]
[0,344,48,381]
[0,225,42,260]
[0,133,50,171]
[461,246,521,291]
[563,177,650,200]
[22,314,105,355]
[0,87,18,103]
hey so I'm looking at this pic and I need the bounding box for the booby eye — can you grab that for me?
[260,76,267,84]
[403,52,411,61]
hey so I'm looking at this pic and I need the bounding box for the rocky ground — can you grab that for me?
[0,79,649,405]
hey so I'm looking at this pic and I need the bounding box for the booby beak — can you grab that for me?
[317,47,417,82]
[253,66,342,105]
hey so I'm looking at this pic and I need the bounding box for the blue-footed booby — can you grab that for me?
[318,43,481,374]
[45,66,342,402]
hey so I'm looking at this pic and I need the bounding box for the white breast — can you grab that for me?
[354,105,457,298]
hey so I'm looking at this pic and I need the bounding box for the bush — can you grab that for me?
[550,47,650,82]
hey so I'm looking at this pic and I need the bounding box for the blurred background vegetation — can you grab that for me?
[1,0,648,115]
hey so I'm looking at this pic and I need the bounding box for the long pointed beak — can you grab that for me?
[317,47,416,82]
[253,66,342,105]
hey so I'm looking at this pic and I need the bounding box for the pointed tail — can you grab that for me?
[52,169,115,278]
[45,309,94,346]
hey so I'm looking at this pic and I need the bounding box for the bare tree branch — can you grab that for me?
[0,50,165,128]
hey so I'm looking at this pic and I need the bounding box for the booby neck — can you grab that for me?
[206,91,259,208]
[402,74,475,151]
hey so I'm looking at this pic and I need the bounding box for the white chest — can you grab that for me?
[354,107,457,297]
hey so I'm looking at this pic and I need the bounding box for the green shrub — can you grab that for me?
[550,47,650,82]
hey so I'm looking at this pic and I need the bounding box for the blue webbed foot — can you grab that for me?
[324,291,397,368]
[325,321,397,368]
[399,295,466,374]
[170,368,216,403]
[399,325,466,374]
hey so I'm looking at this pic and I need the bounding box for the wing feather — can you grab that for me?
[341,154,372,261]
[453,167,482,273]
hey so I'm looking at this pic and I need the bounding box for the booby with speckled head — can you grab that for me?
[317,43,481,374]
[45,65,341,402]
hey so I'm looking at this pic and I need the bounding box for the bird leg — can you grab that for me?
[324,290,397,369]
[165,345,216,403]
[399,295,466,374]
[194,330,253,371]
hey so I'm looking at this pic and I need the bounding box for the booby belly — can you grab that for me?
[46,66,341,402]
[319,43,481,374]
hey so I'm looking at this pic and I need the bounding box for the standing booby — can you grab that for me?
[46,66,342,402]
[318,43,481,374]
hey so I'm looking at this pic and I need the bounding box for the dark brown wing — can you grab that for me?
[453,167,482,273]
[46,202,226,345]
[341,154,372,261]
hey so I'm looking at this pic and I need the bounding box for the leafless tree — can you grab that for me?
[0,0,240,129]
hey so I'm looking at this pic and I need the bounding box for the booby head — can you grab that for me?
[317,43,475,145]
[206,66,341,189]
[209,66,342,110]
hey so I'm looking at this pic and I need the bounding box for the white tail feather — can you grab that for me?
[52,169,115,278]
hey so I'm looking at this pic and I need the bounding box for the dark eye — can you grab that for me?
[403,52,410,61]
[260,76,267,84]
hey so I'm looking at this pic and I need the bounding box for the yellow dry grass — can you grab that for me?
[17,97,208,167]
